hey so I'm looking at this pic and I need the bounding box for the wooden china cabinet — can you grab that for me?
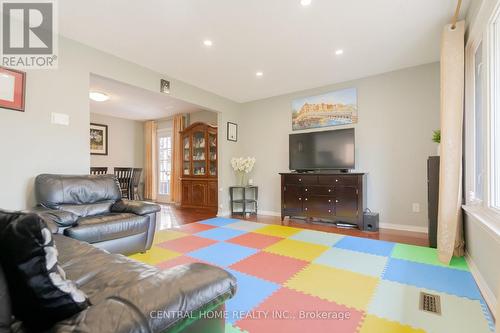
[180,122,218,210]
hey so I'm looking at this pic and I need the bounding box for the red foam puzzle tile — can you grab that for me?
[227,232,283,249]
[157,235,217,253]
[230,251,309,284]
[235,287,364,333]
[174,223,216,234]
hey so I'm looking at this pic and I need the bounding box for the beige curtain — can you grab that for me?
[437,21,465,264]
[170,115,185,204]
[144,121,158,201]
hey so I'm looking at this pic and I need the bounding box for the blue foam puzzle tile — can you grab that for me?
[334,236,395,257]
[383,258,482,300]
[198,217,241,227]
[195,227,246,241]
[225,269,280,324]
[188,242,257,267]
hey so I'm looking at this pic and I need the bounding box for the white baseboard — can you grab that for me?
[378,223,427,234]
[465,251,498,320]
[258,210,281,217]
[217,210,231,217]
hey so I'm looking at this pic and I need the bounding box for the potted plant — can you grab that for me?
[432,129,441,156]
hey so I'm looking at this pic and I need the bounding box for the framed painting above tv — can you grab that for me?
[291,87,358,131]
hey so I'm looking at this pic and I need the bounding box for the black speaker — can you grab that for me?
[363,212,379,232]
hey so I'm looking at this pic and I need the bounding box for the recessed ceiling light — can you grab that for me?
[256,71,264,77]
[89,91,110,102]
[300,0,312,6]
[335,49,344,55]
[203,40,213,47]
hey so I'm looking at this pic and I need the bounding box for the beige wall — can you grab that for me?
[238,63,440,230]
[0,36,242,210]
[90,113,144,172]
[188,110,218,126]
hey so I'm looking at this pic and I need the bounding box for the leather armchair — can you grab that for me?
[34,174,161,255]
[3,233,237,333]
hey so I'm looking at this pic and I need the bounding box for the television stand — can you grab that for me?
[279,172,367,229]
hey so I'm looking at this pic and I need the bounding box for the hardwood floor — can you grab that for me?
[157,204,429,247]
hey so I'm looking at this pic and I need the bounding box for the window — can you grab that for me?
[492,14,500,209]
[464,0,500,220]
[158,134,172,197]
[474,42,485,203]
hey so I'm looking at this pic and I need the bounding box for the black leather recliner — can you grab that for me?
[34,174,161,255]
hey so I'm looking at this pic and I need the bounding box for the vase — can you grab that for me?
[237,171,247,186]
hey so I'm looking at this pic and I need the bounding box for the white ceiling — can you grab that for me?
[61,0,469,103]
[90,74,203,120]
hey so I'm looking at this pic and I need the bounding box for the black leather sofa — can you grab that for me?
[1,216,237,333]
[34,174,161,255]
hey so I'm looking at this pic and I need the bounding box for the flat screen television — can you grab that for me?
[289,128,355,171]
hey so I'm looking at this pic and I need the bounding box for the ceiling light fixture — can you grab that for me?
[203,40,213,47]
[256,71,264,77]
[300,0,312,6]
[335,49,344,55]
[89,91,110,102]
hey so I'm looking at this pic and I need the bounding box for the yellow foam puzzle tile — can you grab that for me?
[286,263,379,310]
[264,238,329,261]
[358,315,427,333]
[153,230,188,245]
[129,246,181,265]
[253,225,302,238]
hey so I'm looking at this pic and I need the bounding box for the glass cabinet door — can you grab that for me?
[183,136,190,176]
[192,131,206,176]
[209,132,217,176]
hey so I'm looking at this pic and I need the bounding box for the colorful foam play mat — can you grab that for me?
[130,218,495,333]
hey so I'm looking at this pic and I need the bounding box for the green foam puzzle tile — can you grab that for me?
[391,244,469,271]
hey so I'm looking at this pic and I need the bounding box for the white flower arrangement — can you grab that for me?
[231,157,256,174]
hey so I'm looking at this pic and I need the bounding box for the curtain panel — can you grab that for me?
[170,115,185,204]
[437,20,465,264]
[144,121,158,201]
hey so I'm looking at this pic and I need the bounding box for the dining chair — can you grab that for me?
[131,168,143,200]
[90,167,108,175]
[114,167,133,199]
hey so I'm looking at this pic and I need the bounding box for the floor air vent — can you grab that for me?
[419,292,441,315]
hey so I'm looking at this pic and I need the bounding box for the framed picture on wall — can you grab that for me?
[90,123,108,155]
[227,122,237,142]
[0,67,26,112]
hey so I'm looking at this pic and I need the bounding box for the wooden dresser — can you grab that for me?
[180,122,218,210]
[280,172,366,229]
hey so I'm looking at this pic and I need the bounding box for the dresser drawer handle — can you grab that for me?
[336,199,339,203]
[305,188,308,192]
[328,209,331,213]
[328,199,331,203]
[298,197,302,201]
[299,178,302,182]
[305,198,308,201]
[328,189,332,192]
[304,207,308,211]
[335,179,339,182]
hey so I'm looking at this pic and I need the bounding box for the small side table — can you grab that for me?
[229,186,258,216]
